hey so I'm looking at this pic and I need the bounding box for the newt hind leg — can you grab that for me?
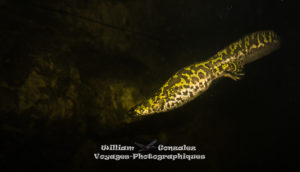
[223,71,245,81]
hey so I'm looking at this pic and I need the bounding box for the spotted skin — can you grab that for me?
[130,30,280,116]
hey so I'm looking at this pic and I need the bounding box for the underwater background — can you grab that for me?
[0,0,298,171]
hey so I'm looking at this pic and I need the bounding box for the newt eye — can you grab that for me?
[128,103,148,117]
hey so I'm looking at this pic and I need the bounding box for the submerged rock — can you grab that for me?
[17,55,81,119]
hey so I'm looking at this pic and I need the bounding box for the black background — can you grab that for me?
[0,0,298,171]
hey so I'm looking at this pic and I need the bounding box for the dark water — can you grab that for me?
[0,0,298,171]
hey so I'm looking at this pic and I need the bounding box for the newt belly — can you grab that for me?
[129,30,280,116]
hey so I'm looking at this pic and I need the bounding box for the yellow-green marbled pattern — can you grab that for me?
[129,30,280,116]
